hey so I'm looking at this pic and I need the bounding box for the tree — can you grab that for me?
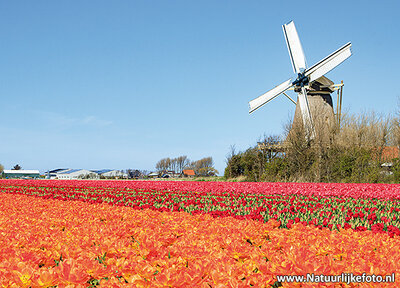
[156,156,191,174]
[170,158,178,173]
[198,167,219,177]
[156,158,171,172]
[224,154,244,178]
[192,157,218,176]
[126,169,145,179]
[225,145,237,177]
[13,164,21,170]
[156,156,217,177]
[176,156,190,174]
[140,170,149,177]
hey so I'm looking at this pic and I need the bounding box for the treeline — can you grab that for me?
[156,156,218,177]
[225,111,400,183]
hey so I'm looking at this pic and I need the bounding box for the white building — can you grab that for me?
[2,170,40,179]
[148,172,159,178]
[56,169,99,180]
[92,169,128,178]
[45,168,71,179]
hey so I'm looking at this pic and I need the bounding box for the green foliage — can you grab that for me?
[327,147,382,183]
[224,154,244,178]
[225,136,284,181]
[391,159,400,182]
[262,158,288,182]
[225,142,392,183]
[225,129,397,184]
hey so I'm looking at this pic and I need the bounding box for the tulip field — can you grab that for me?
[0,180,399,287]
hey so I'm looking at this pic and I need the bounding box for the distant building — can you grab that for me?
[378,146,399,174]
[56,169,99,180]
[2,170,40,179]
[182,169,195,177]
[92,169,128,179]
[44,168,70,179]
[160,170,177,178]
[380,146,399,164]
[148,172,159,178]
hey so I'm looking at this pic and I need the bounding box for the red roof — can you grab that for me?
[380,146,399,162]
[182,169,195,176]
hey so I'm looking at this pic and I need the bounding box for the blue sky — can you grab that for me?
[0,0,399,174]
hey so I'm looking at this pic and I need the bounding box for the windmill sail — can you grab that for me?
[249,79,293,113]
[305,42,352,83]
[282,21,307,74]
[248,21,351,143]
[297,86,315,139]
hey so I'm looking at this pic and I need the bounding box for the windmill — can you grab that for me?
[249,21,352,141]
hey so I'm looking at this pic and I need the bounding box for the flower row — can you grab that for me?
[2,179,400,199]
[1,180,400,236]
[0,193,398,287]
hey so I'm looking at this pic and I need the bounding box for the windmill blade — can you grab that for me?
[305,42,352,83]
[282,21,307,74]
[249,79,293,113]
[298,87,315,139]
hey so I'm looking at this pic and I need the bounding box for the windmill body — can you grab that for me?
[292,76,336,144]
[249,21,352,141]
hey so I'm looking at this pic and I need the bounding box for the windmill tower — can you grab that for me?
[292,76,336,144]
[249,21,351,143]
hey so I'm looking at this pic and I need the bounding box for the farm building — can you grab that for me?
[160,170,179,178]
[92,169,128,178]
[380,146,399,163]
[378,146,399,174]
[182,169,195,177]
[44,168,70,179]
[56,169,99,180]
[148,172,159,178]
[2,170,40,179]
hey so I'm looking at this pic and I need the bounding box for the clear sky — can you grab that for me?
[1,0,399,174]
